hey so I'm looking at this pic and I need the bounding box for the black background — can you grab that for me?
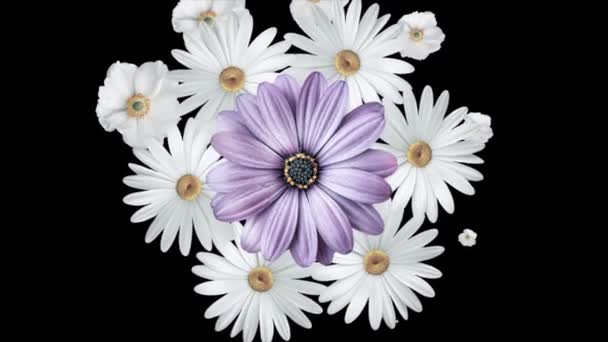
[47,0,548,339]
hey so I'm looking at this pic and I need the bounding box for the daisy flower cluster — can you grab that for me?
[95,0,493,340]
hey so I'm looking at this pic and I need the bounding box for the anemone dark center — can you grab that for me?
[197,10,217,26]
[410,29,424,42]
[284,153,318,190]
[126,94,150,118]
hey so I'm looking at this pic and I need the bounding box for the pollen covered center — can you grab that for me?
[410,29,424,42]
[308,0,321,3]
[335,50,361,76]
[284,153,318,190]
[364,250,389,275]
[407,141,432,168]
[248,267,274,292]
[176,174,202,201]
[219,67,245,92]
[197,10,217,26]
[126,94,151,118]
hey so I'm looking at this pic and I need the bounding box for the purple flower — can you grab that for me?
[208,72,397,266]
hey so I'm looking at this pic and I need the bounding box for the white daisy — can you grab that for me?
[169,11,292,120]
[96,61,180,149]
[172,0,247,33]
[290,0,349,24]
[458,228,477,247]
[193,223,326,342]
[378,86,487,223]
[285,0,414,110]
[123,119,232,256]
[313,200,443,330]
[397,11,445,61]
[464,112,493,144]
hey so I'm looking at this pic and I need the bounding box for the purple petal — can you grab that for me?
[235,94,292,157]
[316,235,335,265]
[290,191,318,267]
[317,102,385,165]
[256,83,299,154]
[241,210,268,253]
[206,160,280,193]
[260,188,299,261]
[235,88,298,158]
[211,179,286,222]
[306,80,349,155]
[297,72,327,152]
[325,149,398,178]
[322,186,384,235]
[216,110,250,135]
[307,186,353,255]
[319,168,392,204]
[211,132,283,169]
[274,74,300,115]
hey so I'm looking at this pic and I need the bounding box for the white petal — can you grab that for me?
[313,264,363,282]
[196,251,248,275]
[392,165,415,209]
[280,279,326,295]
[205,290,249,319]
[345,275,371,324]
[389,268,436,298]
[259,294,275,342]
[368,283,383,330]
[195,279,247,296]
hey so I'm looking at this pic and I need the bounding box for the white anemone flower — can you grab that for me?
[172,0,247,33]
[397,11,445,60]
[96,61,180,148]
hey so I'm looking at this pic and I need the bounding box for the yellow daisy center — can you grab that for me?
[248,267,274,292]
[219,67,246,92]
[176,175,202,201]
[126,94,151,118]
[335,50,361,76]
[364,250,389,275]
[407,141,432,168]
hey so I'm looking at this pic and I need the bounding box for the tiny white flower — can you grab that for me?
[170,11,292,120]
[290,0,349,24]
[193,223,326,342]
[313,200,443,330]
[123,119,232,256]
[458,228,477,247]
[397,11,445,60]
[172,0,247,33]
[96,61,180,149]
[285,0,414,110]
[464,113,493,144]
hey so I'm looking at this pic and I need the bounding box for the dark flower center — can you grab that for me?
[284,153,318,190]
